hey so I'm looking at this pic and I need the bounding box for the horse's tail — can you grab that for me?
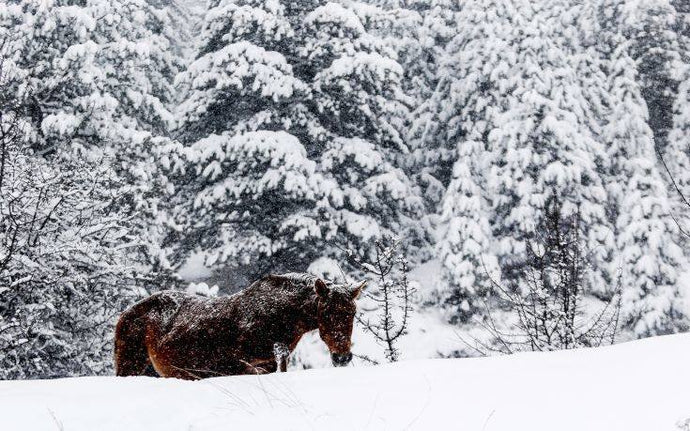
[114,295,159,377]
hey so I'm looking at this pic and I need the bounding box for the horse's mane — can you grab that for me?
[270,272,353,294]
[258,273,320,297]
[271,272,320,287]
[267,272,329,289]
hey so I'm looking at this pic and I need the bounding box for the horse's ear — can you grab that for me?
[314,279,329,299]
[351,280,367,300]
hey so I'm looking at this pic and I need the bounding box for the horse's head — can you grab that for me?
[314,279,366,367]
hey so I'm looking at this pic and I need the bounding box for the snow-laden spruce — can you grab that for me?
[169,0,424,285]
[603,36,688,335]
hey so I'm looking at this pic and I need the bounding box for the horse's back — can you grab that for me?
[121,290,203,337]
[118,290,180,324]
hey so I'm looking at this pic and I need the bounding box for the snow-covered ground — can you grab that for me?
[1,334,688,431]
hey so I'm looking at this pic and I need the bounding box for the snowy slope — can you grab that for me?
[1,334,688,431]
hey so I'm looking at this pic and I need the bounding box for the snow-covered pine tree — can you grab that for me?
[169,0,325,284]
[350,2,461,264]
[308,2,424,254]
[551,0,618,296]
[1,0,180,274]
[407,0,497,206]
[666,0,690,243]
[352,0,458,105]
[171,0,422,286]
[5,0,177,145]
[622,0,683,153]
[410,0,518,319]
[666,68,690,240]
[671,0,690,53]
[436,141,499,322]
[485,1,611,294]
[603,38,689,335]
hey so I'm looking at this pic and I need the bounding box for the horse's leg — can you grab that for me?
[273,342,290,373]
[141,363,160,377]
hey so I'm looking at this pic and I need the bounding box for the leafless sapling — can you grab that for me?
[345,237,415,362]
[476,199,621,353]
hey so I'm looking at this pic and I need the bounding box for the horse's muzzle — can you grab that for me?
[331,352,352,367]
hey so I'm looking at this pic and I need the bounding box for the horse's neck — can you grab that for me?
[246,281,320,336]
[285,286,320,335]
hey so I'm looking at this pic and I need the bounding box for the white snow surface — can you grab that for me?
[2,334,688,431]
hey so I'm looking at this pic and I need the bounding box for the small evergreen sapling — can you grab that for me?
[346,238,414,362]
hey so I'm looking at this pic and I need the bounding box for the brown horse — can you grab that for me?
[114,273,365,379]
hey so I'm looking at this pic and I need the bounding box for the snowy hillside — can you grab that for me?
[2,334,688,431]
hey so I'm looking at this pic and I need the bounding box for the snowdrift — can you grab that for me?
[1,334,688,431]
